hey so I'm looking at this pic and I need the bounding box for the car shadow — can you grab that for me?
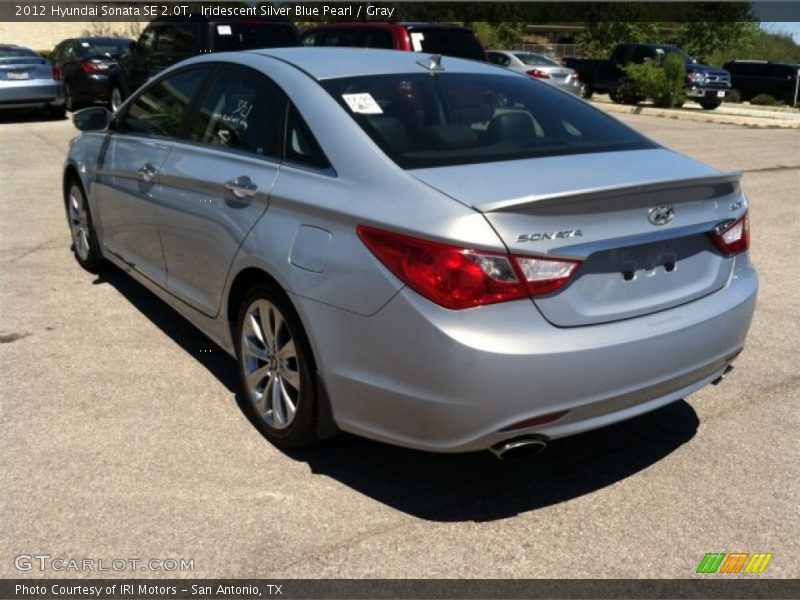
[91,266,239,393]
[284,400,698,521]
[93,264,699,523]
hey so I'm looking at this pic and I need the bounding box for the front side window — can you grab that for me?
[118,68,208,138]
[189,68,286,159]
[323,73,654,169]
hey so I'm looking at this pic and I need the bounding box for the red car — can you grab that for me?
[301,22,486,61]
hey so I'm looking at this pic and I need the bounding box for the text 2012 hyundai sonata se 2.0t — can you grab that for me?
[64,48,757,456]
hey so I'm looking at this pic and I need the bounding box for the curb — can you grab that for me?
[594,101,800,129]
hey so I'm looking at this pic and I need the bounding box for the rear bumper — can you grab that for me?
[0,80,64,108]
[71,74,112,102]
[298,255,757,452]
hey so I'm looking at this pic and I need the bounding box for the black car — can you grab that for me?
[723,60,800,105]
[50,37,133,112]
[118,16,299,100]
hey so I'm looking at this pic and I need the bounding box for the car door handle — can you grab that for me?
[224,176,258,199]
[137,162,157,183]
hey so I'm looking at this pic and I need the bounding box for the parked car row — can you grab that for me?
[5,20,797,119]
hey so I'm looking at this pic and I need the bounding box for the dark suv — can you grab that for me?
[301,22,486,61]
[723,60,800,105]
[118,16,299,100]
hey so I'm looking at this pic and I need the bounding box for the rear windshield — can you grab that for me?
[0,47,37,58]
[77,39,131,58]
[212,23,298,51]
[323,73,654,169]
[515,53,559,67]
[407,29,485,61]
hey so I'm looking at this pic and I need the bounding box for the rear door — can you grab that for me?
[95,67,210,284]
[152,65,286,316]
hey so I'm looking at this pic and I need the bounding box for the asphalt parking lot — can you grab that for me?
[1,110,798,580]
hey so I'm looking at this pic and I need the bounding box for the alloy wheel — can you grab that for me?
[68,185,90,261]
[240,299,302,430]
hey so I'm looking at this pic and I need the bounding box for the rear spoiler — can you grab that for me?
[478,172,742,213]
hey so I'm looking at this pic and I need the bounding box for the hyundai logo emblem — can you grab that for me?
[648,204,675,226]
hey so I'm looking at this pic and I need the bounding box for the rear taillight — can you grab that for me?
[357,226,581,310]
[526,69,550,79]
[79,60,110,74]
[51,65,62,80]
[710,213,749,256]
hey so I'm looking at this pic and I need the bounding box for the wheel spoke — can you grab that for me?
[277,338,295,360]
[243,336,268,361]
[269,373,285,425]
[247,312,266,346]
[281,367,300,391]
[246,364,270,391]
[279,378,297,420]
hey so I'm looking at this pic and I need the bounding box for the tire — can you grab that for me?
[64,83,78,112]
[235,284,318,447]
[66,178,104,272]
[581,84,593,99]
[609,91,622,104]
[700,100,722,110]
[109,85,123,112]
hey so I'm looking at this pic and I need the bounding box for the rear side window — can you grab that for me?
[118,68,208,138]
[189,67,286,159]
[212,23,298,51]
[323,73,654,169]
[406,29,484,61]
[285,104,330,169]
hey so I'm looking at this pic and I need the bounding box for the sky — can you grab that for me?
[761,22,800,43]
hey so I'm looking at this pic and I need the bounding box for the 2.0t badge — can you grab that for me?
[648,204,675,226]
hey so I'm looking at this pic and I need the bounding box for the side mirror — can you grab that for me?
[73,107,112,132]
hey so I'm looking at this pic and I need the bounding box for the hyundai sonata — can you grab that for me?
[64,48,757,456]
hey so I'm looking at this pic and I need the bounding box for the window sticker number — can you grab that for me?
[342,93,383,115]
[232,99,253,120]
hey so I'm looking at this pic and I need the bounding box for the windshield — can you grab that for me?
[323,73,654,169]
[515,53,559,67]
[77,39,131,58]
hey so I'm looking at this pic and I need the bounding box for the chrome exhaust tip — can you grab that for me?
[712,364,734,385]
[489,436,548,460]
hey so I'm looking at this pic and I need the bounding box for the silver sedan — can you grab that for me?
[64,48,756,457]
[0,44,65,118]
[488,50,584,96]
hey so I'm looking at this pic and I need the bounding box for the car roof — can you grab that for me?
[244,47,500,80]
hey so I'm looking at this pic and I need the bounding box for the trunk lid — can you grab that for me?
[411,149,746,326]
[0,57,51,80]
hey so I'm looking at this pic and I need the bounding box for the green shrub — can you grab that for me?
[36,49,52,59]
[654,53,687,108]
[622,55,686,108]
[750,94,778,106]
